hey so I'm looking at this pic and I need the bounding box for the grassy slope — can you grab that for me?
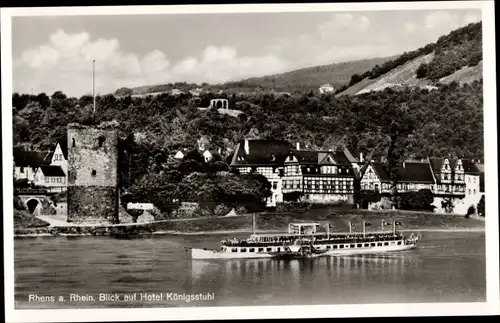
[338,22,482,96]
[125,56,395,95]
[14,209,50,229]
[238,56,396,92]
[439,60,483,84]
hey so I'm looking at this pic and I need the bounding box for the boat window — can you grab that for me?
[339,245,344,249]
[333,245,338,249]
[241,248,247,252]
[384,242,389,246]
[364,243,369,247]
[266,247,272,252]
[377,242,382,246]
[350,244,355,248]
[277,247,281,252]
[397,241,402,245]
[390,242,395,245]
[357,244,362,248]
[258,248,264,252]
[326,245,331,249]
[231,248,237,252]
[249,248,255,252]
[370,243,376,247]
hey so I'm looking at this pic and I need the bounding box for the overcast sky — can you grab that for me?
[12,8,481,97]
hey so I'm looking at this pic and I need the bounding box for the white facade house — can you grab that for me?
[33,166,67,192]
[319,84,335,94]
[174,151,185,160]
[50,141,68,175]
[202,149,222,163]
[13,148,49,184]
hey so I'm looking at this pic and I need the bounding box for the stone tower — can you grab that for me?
[67,122,119,224]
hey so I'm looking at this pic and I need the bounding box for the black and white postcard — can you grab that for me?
[2,1,499,322]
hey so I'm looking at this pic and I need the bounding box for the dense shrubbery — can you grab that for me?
[355,190,382,209]
[13,79,483,192]
[394,189,435,211]
[283,191,304,202]
[120,150,272,217]
[477,195,485,217]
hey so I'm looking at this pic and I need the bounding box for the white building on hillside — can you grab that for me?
[319,84,335,94]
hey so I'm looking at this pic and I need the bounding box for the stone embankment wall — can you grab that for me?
[15,223,154,237]
[67,187,119,224]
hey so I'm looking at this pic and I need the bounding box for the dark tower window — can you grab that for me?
[98,136,106,147]
[91,170,97,177]
[72,138,76,148]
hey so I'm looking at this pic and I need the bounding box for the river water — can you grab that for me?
[14,230,485,308]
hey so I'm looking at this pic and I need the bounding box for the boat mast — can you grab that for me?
[363,220,366,238]
[326,222,330,239]
[393,220,396,235]
[348,221,352,234]
[252,214,256,235]
[381,219,385,232]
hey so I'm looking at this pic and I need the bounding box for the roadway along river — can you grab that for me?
[14,230,485,308]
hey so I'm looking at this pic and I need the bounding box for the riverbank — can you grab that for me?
[13,207,485,238]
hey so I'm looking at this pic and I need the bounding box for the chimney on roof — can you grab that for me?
[296,142,300,150]
[244,139,249,155]
[359,153,364,162]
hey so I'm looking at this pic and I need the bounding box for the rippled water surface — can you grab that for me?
[15,231,485,308]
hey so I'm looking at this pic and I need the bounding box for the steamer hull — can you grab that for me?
[188,221,420,260]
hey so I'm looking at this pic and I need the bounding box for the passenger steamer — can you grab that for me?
[189,216,420,260]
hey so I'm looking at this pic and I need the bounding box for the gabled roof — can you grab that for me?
[371,163,391,182]
[43,138,69,164]
[231,140,292,166]
[13,147,49,168]
[397,162,435,183]
[38,165,66,177]
[289,149,351,165]
[363,161,434,183]
[58,138,68,160]
[429,157,463,174]
[461,159,481,174]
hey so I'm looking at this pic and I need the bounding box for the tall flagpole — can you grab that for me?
[393,220,396,235]
[348,221,352,234]
[362,220,366,238]
[93,59,96,121]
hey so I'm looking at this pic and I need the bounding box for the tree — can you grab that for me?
[477,195,485,217]
[416,63,428,79]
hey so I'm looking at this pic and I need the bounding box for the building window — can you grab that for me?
[45,178,49,183]
[91,170,97,177]
[473,177,476,184]
[272,182,277,190]
[72,138,76,148]
[473,189,476,195]
[98,136,106,147]
[468,189,471,195]
[20,167,24,173]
